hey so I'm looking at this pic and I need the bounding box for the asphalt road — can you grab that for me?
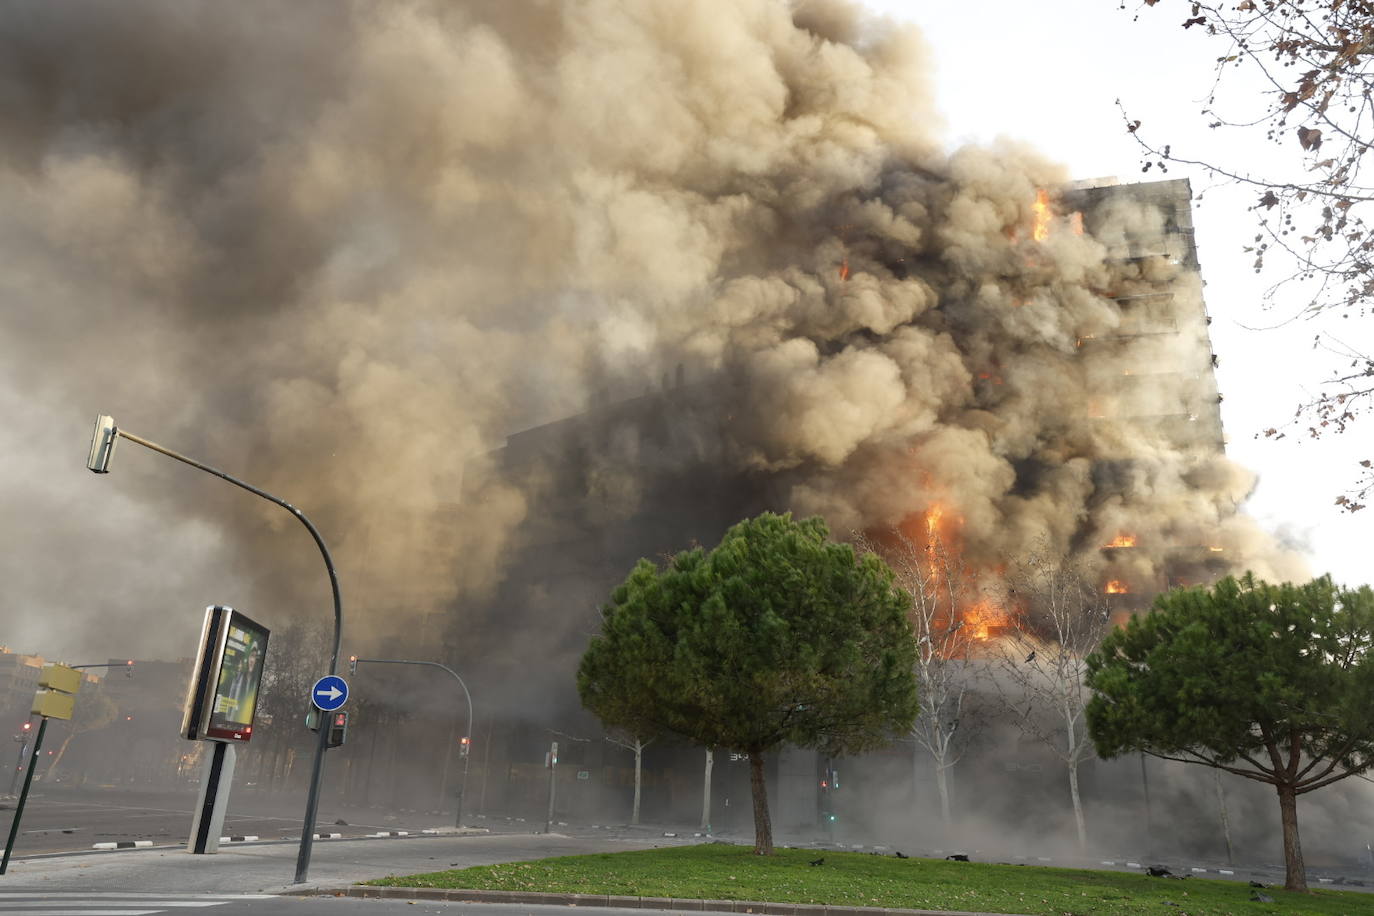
[2,784,513,855]
[0,829,688,894]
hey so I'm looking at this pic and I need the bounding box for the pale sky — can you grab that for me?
[865,0,1372,586]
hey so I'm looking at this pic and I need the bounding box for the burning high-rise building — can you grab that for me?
[414,175,1299,834]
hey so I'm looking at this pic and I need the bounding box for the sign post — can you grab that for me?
[292,674,349,863]
[1,665,80,874]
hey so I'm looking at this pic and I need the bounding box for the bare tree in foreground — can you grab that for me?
[995,554,1113,851]
[859,529,989,829]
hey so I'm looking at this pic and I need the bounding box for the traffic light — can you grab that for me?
[459,736,471,758]
[327,712,348,748]
[348,655,358,676]
[21,722,31,732]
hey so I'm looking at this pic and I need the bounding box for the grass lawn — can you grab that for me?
[366,843,1371,915]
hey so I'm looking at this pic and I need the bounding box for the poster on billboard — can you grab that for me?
[181,606,269,743]
[205,612,268,741]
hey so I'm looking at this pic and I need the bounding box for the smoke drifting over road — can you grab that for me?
[0,0,1299,664]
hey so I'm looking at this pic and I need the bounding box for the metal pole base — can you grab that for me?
[188,742,236,854]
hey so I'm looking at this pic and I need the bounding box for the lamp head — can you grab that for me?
[87,415,116,473]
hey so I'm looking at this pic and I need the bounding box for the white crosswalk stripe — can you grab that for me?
[0,892,272,915]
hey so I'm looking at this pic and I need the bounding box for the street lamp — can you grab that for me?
[86,415,343,884]
[349,658,473,828]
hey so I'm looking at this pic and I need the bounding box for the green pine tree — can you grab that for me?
[578,512,918,855]
[1085,574,1374,892]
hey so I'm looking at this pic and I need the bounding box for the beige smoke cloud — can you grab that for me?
[0,0,1299,664]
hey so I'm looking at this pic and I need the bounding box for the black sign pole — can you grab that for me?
[1,716,49,874]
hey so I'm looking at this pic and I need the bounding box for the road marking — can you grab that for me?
[0,893,270,916]
[0,910,162,915]
[0,894,273,898]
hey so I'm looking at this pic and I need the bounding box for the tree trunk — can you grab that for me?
[701,748,713,832]
[911,742,921,814]
[631,740,643,826]
[935,760,951,826]
[1276,784,1307,892]
[1067,759,1086,851]
[747,750,773,855]
[45,732,76,780]
[1214,770,1233,866]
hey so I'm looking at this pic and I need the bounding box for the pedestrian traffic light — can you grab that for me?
[459,736,471,758]
[348,655,358,676]
[327,711,348,748]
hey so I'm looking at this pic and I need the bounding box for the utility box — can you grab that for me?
[32,690,76,720]
[38,664,81,695]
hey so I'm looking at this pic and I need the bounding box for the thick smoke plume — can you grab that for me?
[0,0,1300,669]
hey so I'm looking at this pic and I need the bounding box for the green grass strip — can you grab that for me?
[365,842,1369,915]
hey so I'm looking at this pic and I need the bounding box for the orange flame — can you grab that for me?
[1208,546,1225,553]
[1103,534,1137,549]
[1031,189,1052,242]
[838,258,850,281]
[1105,580,1129,595]
[961,600,1012,641]
[925,504,944,538]
[1070,211,1085,236]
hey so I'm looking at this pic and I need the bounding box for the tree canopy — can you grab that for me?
[577,512,918,854]
[1085,573,1374,891]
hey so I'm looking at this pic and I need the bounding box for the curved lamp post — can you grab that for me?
[86,415,342,884]
[349,657,473,827]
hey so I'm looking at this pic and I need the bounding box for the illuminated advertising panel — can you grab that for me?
[205,611,268,741]
[181,606,270,743]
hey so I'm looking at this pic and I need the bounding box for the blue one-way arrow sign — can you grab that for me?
[311,675,349,711]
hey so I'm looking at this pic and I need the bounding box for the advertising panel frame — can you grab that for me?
[181,606,270,743]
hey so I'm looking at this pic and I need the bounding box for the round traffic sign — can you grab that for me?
[311,675,349,711]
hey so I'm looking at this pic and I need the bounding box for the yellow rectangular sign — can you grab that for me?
[32,689,76,720]
[38,664,81,695]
